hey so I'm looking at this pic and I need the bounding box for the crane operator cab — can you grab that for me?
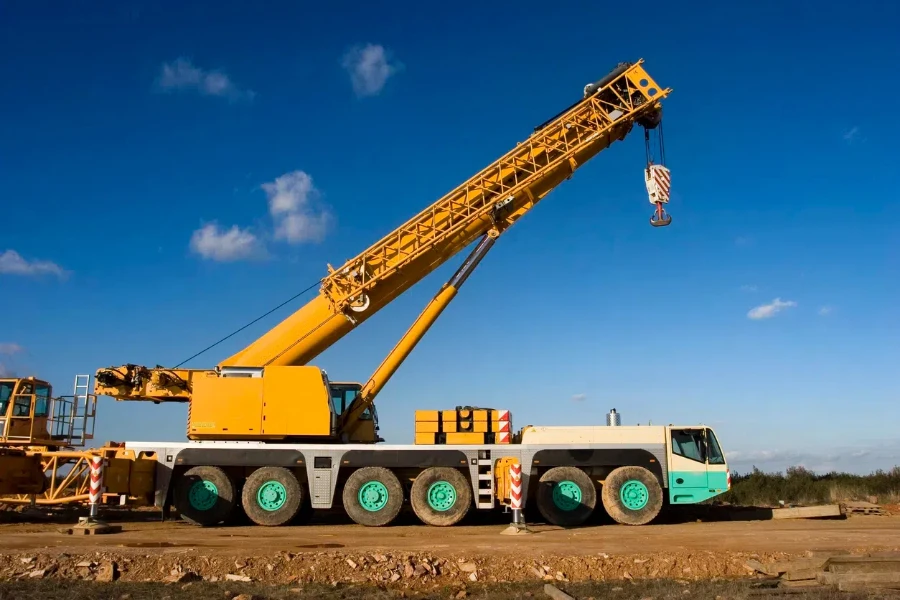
[187,366,382,443]
[0,378,52,445]
[329,381,383,444]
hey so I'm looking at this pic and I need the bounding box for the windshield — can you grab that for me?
[329,384,363,416]
[706,428,726,465]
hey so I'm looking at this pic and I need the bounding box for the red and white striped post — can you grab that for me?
[509,462,523,526]
[88,455,105,520]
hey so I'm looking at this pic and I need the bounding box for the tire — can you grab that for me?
[410,467,472,527]
[601,465,663,525]
[342,466,404,527]
[241,466,303,527]
[173,466,236,526]
[535,466,597,527]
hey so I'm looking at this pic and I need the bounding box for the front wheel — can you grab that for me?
[241,466,304,527]
[173,466,237,526]
[601,465,663,525]
[342,466,404,527]
[535,466,597,527]
[410,467,472,526]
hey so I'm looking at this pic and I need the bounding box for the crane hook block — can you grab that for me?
[645,163,672,227]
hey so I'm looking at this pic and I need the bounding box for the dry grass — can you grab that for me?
[0,579,896,600]
[717,466,900,508]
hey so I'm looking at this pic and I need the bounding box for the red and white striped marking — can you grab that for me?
[645,164,671,205]
[509,462,522,510]
[497,410,511,443]
[89,456,104,506]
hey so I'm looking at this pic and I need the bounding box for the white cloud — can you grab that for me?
[818,305,834,316]
[747,297,797,320]
[157,58,255,102]
[262,170,333,244]
[189,223,261,262]
[571,393,587,402]
[0,250,67,278]
[843,126,859,143]
[341,43,400,97]
[0,343,22,355]
[740,284,758,293]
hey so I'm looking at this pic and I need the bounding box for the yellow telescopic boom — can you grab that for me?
[96,60,670,403]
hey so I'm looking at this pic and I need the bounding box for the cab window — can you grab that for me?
[34,385,50,418]
[329,389,345,415]
[671,429,706,463]
[13,395,32,417]
[0,382,14,415]
[706,428,726,465]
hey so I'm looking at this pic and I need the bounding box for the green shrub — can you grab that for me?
[714,465,900,507]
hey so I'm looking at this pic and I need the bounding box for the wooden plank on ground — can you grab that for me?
[770,505,842,519]
[783,567,823,581]
[826,556,900,574]
[818,572,900,591]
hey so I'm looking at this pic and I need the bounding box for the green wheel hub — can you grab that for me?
[188,480,219,511]
[256,480,288,512]
[358,480,389,512]
[426,481,457,511]
[551,480,582,511]
[619,479,649,510]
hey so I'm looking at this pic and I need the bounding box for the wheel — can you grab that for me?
[241,466,304,527]
[342,466,404,527]
[173,466,237,526]
[601,465,663,525]
[410,467,472,527]
[535,466,597,527]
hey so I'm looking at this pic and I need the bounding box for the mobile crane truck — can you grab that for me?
[2,60,730,528]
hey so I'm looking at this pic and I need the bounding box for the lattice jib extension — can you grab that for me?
[321,61,669,312]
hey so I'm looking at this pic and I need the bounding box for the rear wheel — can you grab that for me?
[410,467,472,526]
[173,466,236,526]
[535,466,596,527]
[601,465,663,525]
[241,466,303,527]
[342,466,404,527]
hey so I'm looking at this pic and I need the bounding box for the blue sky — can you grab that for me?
[2,1,898,475]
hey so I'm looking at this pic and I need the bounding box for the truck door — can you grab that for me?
[667,427,709,504]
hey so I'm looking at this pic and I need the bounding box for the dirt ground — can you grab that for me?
[0,508,899,596]
[2,510,899,558]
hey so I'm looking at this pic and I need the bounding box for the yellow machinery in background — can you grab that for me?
[0,376,155,506]
[93,60,671,446]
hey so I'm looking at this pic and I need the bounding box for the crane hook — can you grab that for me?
[650,202,672,227]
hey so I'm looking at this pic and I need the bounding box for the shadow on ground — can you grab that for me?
[0,578,885,600]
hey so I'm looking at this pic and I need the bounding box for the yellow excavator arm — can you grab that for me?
[95,60,670,413]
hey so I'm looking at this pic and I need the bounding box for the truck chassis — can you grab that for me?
[130,439,676,528]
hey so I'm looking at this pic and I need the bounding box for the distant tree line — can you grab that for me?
[715,465,900,507]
